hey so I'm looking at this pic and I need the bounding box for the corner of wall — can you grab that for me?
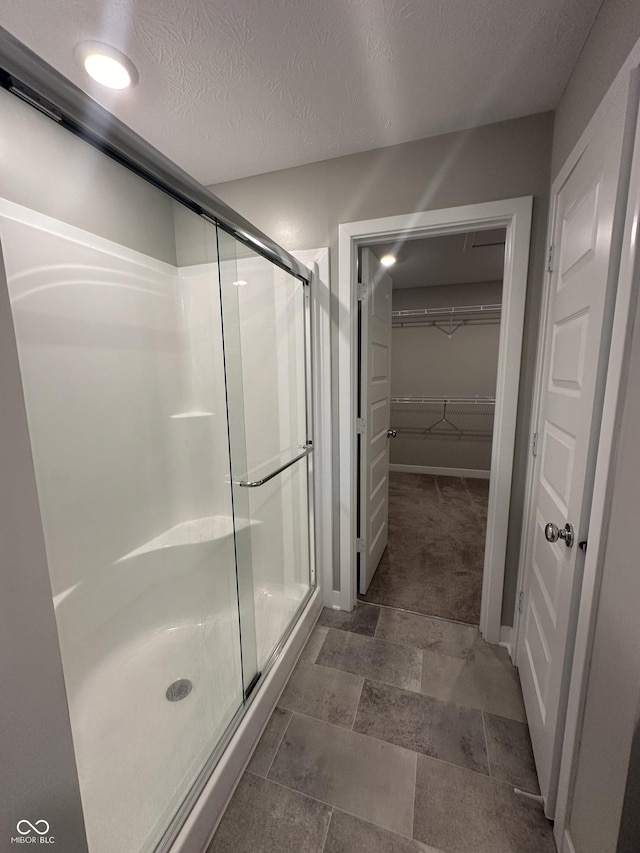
[551,0,640,178]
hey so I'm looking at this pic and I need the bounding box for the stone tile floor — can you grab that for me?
[208,603,556,853]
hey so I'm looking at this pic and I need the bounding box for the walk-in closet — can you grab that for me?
[358,229,505,624]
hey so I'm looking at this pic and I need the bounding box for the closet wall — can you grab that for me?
[390,280,502,474]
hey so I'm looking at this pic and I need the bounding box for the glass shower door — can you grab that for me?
[217,229,314,686]
[0,184,247,853]
[2,63,316,853]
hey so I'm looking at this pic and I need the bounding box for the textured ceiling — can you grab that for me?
[1,0,601,185]
[369,230,505,288]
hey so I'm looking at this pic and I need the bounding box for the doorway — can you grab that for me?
[357,231,505,625]
[338,198,533,643]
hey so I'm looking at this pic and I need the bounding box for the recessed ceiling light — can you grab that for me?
[233,280,248,287]
[74,42,138,90]
[380,254,396,267]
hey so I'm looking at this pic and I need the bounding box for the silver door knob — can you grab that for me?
[387,429,397,438]
[544,522,574,548]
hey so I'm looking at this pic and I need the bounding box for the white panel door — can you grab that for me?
[517,112,626,814]
[359,248,393,594]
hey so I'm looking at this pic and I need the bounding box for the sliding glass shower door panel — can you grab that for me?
[2,73,317,853]
[218,229,314,676]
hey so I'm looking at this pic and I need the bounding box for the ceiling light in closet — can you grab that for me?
[380,255,396,267]
[74,42,138,90]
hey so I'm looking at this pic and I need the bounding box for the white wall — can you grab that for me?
[0,89,178,264]
[552,0,640,178]
[392,281,503,311]
[566,275,640,853]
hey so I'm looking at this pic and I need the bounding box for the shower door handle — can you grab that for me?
[237,444,313,488]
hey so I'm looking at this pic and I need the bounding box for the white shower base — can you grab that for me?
[70,581,308,853]
[253,581,309,666]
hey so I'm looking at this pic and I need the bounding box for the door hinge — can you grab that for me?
[531,432,538,457]
[356,417,366,435]
[546,244,554,274]
[518,590,524,614]
[356,537,366,553]
[357,282,368,301]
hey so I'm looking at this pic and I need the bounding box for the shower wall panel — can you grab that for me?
[0,200,244,853]
[0,88,177,264]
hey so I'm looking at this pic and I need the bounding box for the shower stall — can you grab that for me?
[0,31,319,853]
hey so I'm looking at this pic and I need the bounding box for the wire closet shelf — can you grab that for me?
[390,396,496,437]
[392,303,501,336]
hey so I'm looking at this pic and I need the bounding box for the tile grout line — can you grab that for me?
[482,711,493,779]
[247,768,333,811]
[355,599,482,630]
[280,707,419,748]
[313,651,525,724]
[263,709,294,779]
[410,748,418,842]
[306,629,326,665]
[372,609,382,639]
[351,677,366,731]
[264,764,420,844]
[320,806,334,853]
[256,769,419,839]
[274,709,518,790]
[321,624,441,655]
[248,750,545,851]
[313,656,422,697]
[333,807,421,845]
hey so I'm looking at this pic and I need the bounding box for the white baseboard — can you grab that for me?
[499,625,515,663]
[389,463,491,479]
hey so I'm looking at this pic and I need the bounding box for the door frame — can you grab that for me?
[292,248,335,608]
[338,197,533,643]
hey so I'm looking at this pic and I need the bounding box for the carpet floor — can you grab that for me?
[359,472,489,625]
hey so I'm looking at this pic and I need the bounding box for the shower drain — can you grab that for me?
[166,679,193,702]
